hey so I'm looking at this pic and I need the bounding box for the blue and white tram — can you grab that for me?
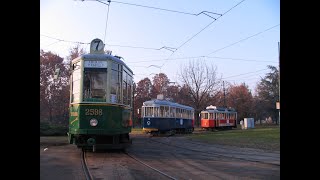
[141,95,194,135]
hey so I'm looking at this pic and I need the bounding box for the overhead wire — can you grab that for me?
[221,68,268,80]
[57,0,255,64]
[44,1,276,87]
[126,55,277,64]
[207,24,280,55]
[132,68,269,84]
[41,33,278,63]
[40,34,89,45]
[87,0,222,19]
[40,34,176,52]
[95,0,111,43]
[176,0,246,51]
[159,0,246,68]
[42,40,62,48]
[41,19,278,65]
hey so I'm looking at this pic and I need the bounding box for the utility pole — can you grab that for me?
[223,81,226,108]
[278,42,280,126]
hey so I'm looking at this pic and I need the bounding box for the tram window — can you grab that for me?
[83,73,91,99]
[83,70,107,101]
[112,63,119,71]
[91,73,107,97]
[202,113,208,119]
[154,107,159,117]
[209,113,213,120]
[123,66,133,106]
[181,109,184,118]
[150,107,154,117]
[165,106,169,117]
[145,107,151,116]
[123,72,128,105]
[111,63,122,103]
[122,69,133,106]
[189,110,192,119]
[176,108,181,118]
[127,78,132,106]
[160,106,165,117]
[170,107,176,118]
[187,110,191,119]
[185,110,188,119]
[72,68,81,102]
[144,107,153,117]
[142,107,145,117]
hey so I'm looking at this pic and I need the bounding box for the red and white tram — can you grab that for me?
[200,105,237,130]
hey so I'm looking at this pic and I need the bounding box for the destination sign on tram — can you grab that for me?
[84,61,107,68]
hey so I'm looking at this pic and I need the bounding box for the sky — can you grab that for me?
[40,0,280,94]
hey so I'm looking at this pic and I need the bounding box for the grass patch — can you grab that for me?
[190,127,280,152]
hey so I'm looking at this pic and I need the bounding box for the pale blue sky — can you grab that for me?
[40,0,280,94]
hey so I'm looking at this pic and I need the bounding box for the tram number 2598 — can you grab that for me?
[85,109,103,116]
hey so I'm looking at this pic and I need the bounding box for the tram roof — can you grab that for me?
[201,107,237,113]
[142,99,194,111]
[72,53,133,74]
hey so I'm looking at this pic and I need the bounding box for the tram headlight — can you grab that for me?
[89,118,98,127]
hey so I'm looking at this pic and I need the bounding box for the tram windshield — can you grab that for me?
[83,70,108,102]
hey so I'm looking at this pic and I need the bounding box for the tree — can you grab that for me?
[174,84,195,107]
[179,59,221,126]
[226,83,254,122]
[133,78,153,126]
[67,44,86,62]
[166,84,180,102]
[40,50,67,124]
[40,45,86,126]
[254,65,280,123]
[150,73,170,98]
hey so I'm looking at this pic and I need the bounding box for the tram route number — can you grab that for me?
[85,109,103,116]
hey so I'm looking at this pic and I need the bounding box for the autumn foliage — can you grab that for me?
[40,47,279,128]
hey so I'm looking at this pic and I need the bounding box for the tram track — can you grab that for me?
[148,136,280,167]
[124,151,177,180]
[81,148,178,180]
[81,149,94,180]
[41,134,279,179]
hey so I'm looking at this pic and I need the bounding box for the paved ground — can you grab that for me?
[40,134,280,180]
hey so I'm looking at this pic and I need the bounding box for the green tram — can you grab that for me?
[67,38,133,151]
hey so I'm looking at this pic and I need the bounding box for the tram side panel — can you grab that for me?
[175,118,194,132]
[142,117,176,133]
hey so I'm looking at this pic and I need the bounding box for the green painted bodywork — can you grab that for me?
[69,103,132,135]
[67,52,134,149]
